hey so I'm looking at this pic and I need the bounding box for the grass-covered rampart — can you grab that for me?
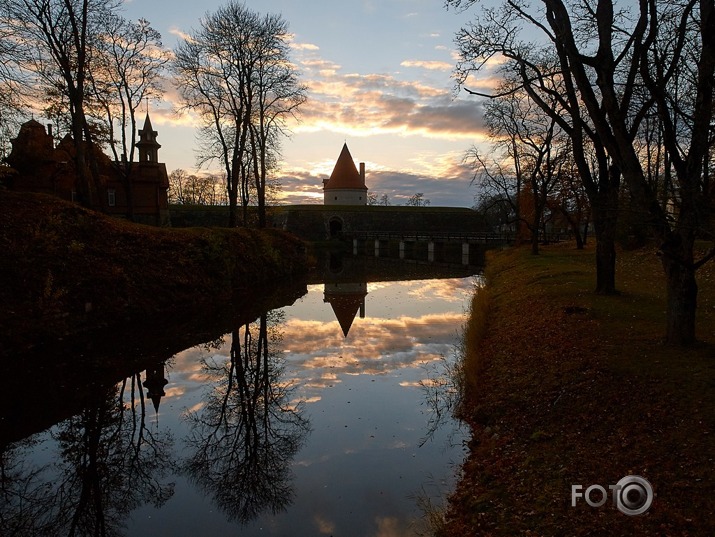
[0,191,308,351]
[442,243,715,536]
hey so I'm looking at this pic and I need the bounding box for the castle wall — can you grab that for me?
[271,205,486,241]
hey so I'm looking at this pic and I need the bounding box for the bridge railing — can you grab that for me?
[342,230,515,243]
[342,230,573,244]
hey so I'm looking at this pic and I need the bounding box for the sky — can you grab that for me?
[121,0,499,207]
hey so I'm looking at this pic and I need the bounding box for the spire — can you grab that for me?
[324,143,367,191]
[136,112,161,163]
[143,363,168,413]
[142,112,153,132]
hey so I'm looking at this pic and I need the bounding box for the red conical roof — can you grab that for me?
[326,294,364,337]
[324,143,367,191]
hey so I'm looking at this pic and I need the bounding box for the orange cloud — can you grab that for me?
[400,59,453,71]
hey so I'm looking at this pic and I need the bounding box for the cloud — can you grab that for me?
[168,26,193,43]
[290,42,320,51]
[288,47,488,142]
[272,152,477,206]
[400,60,453,71]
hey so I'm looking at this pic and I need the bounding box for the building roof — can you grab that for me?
[325,293,365,337]
[324,143,367,191]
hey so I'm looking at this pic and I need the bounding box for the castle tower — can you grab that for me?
[136,113,161,163]
[323,282,368,337]
[323,143,368,205]
[142,362,169,413]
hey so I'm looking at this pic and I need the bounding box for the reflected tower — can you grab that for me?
[142,362,168,412]
[323,282,368,337]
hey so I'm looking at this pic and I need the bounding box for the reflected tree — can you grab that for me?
[0,438,57,536]
[0,369,175,536]
[182,311,310,524]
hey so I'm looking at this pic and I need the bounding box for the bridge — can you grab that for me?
[343,230,514,244]
[341,230,514,265]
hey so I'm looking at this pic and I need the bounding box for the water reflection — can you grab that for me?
[2,256,480,536]
[0,371,174,536]
[182,312,310,524]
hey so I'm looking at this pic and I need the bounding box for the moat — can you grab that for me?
[1,256,480,536]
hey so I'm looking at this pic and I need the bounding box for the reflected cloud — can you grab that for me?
[407,278,474,300]
[374,516,413,537]
[283,309,464,398]
[314,514,336,534]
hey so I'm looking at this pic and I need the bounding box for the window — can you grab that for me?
[108,189,116,207]
[71,190,77,202]
[334,196,338,200]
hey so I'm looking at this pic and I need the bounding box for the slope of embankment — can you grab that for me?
[0,191,308,352]
[442,244,715,536]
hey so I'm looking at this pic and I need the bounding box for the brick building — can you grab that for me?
[4,114,169,226]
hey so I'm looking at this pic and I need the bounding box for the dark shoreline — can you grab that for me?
[0,191,310,354]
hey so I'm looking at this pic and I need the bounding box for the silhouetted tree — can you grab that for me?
[3,0,123,208]
[89,14,169,220]
[406,192,431,206]
[450,0,715,340]
[169,169,228,206]
[173,1,305,227]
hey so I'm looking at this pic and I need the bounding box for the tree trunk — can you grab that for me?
[71,111,97,208]
[591,188,619,295]
[594,231,617,295]
[574,225,584,249]
[228,188,238,228]
[530,226,540,255]
[661,235,698,345]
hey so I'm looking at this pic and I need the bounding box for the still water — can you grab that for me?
[2,257,478,537]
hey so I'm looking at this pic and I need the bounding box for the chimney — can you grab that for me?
[359,162,365,184]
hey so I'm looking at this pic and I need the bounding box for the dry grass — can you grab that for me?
[441,242,715,536]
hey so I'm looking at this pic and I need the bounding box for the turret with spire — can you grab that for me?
[323,143,368,205]
[136,113,161,163]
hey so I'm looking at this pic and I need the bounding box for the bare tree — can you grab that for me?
[467,78,565,254]
[450,0,715,343]
[4,0,122,208]
[173,1,305,227]
[0,9,29,157]
[406,192,431,206]
[89,14,169,219]
[169,168,227,206]
[454,14,622,293]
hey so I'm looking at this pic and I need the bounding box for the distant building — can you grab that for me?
[323,143,368,205]
[4,114,170,226]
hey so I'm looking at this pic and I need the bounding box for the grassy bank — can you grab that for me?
[442,244,715,536]
[0,191,308,351]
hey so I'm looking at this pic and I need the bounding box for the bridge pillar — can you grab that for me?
[462,242,470,265]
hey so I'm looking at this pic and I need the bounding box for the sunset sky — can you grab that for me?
[122,0,498,206]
